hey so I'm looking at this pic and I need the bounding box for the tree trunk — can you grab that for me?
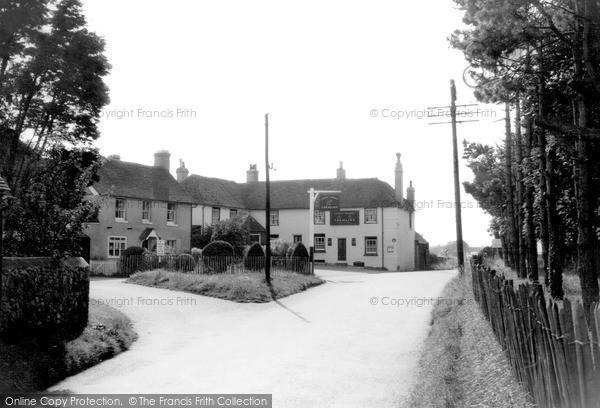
[546,142,564,298]
[536,48,550,284]
[504,104,518,270]
[573,0,599,315]
[524,118,539,281]
[514,99,527,278]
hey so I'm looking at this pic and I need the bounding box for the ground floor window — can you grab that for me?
[166,239,177,253]
[314,234,326,252]
[250,233,261,244]
[365,236,378,255]
[293,234,302,244]
[108,236,127,258]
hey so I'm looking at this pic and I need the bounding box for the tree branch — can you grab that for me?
[533,116,600,139]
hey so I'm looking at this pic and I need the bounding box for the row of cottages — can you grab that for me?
[84,151,194,260]
[179,153,427,271]
[83,149,429,270]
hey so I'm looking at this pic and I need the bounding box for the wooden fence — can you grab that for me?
[471,262,600,408]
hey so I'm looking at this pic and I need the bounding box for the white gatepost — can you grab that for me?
[308,188,341,274]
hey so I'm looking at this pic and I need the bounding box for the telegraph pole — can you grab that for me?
[450,80,465,274]
[264,114,271,283]
[428,80,479,275]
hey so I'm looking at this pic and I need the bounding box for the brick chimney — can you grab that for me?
[336,161,346,180]
[407,180,415,207]
[154,150,171,172]
[176,159,189,182]
[247,164,258,183]
[395,153,403,200]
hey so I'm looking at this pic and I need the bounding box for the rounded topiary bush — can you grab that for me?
[202,240,234,273]
[244,242,265,271]
[176,253,196,272]
[120,246,147,276]
[287,242,310,274]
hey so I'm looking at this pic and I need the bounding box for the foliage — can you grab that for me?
[202,241,234,273]
[210,216,250,257]
[288,242,309,258]
[176,254,195,272]
[0,0,111,195]
[191,225,211,249]
[271,239,291,257]
[243,242,265,271]
[2,147,102,259]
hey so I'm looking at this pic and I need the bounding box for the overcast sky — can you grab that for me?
[81,0,507,248]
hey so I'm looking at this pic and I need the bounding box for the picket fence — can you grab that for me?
[471,263,600,408]
[91,255,311,277]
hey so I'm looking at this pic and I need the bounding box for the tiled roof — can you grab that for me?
[241,214,266,232]
[415,232,429,245]
[180,175,246,208]
[92,159,194,203]
[181,175,410,211]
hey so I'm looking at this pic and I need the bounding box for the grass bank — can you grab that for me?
[127,269,325,303]
[406,274,534,408]
[0,302,137,392]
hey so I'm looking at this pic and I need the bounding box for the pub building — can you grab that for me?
[180,154,426,271]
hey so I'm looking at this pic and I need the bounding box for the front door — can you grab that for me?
[337,238,347,262]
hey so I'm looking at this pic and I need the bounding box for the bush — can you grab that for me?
[120,246,147,276]
[191,225,213,249]
[191,247,202,261]
[244,242,265,271]
[176,254,195,272]
[202,240,234,273]
[287,242,310,274]
[211,217,251,257]
[288,242,309,258]
[271,239,291,257]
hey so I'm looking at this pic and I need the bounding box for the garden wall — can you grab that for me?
[0,257,89,342]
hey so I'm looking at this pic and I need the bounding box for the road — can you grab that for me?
[49,269,457,407]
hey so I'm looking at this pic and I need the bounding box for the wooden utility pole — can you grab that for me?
[264,114,271,283]
[450,80,465,274]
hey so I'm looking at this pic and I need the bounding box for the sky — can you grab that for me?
[80,0,507,248]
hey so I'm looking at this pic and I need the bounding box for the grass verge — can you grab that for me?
[127,269,325,303]
[0,302,137,392]
[405,274,534,408]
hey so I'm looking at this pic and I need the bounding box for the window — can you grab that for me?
[115,198,126,221]
[327,238,332,246]
[211,207,220,225]
[314,210,325,224]
[293,235,302,244]
[314,234,326,252]
[230,209,238,218]
[250,234,261,243]
[108,236,126,258]
[167,203,177,224]
[409,212,413,229]
[166,240,177,254]
[365,237,378,255]
[365,208,377,224]
[270,210,279,226]
[142,201,151,222]
[352,238,356,246]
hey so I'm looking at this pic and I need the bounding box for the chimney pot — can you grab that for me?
[176,158,189,182]
[247,163,259,183]
[395,153,403,200]
[336,161,346,180]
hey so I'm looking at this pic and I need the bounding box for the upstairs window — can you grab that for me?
[115,198,126,221]
[314,210,325,225]
[167,203,177,224]
[211,207,220,225]
[142,201,152,222]
[270,210,279,226]
[365,208,377,224]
